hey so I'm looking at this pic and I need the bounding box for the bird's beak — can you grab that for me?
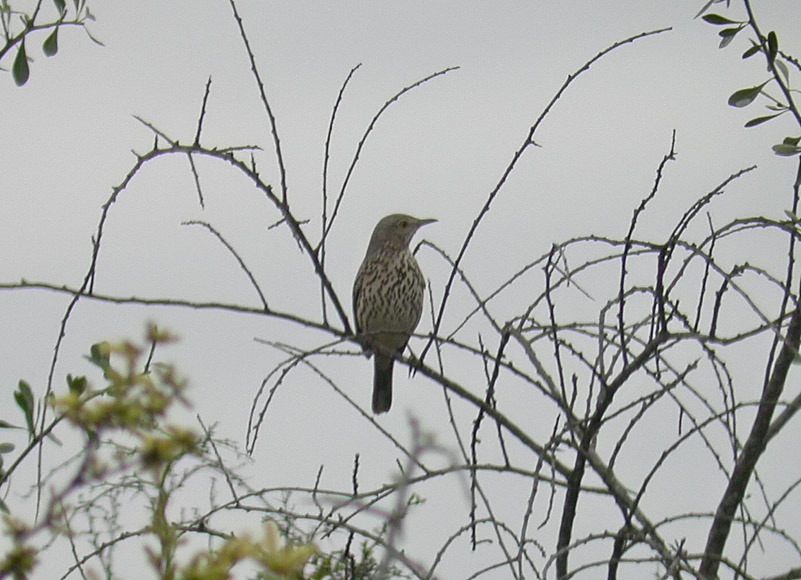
[417,218,437,227]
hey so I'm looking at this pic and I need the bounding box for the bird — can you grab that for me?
[353,214,436,414]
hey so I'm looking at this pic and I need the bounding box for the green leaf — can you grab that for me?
[719,27,741,38]
[43,28,59,57]
[744,113,782,128]
[46,431,63,446]
[772,143,801,157]
[728,82,768,108]
[89,342,111,367]
[742,44,761,59]
[782,136,801,146]
[767,31,778,65]
[12,42,29,86]
[695,0,719,19]
[15,381,34,415]
[0,443,14,454]
[702,14,739,25]
[14,381,35,437]
[67,374,87,396]
[0,498,7,513]
[0,420,20,429]
[775,60,789,83]
[88,342,114,379]
[53,0,66,12]
[719,33,737,49]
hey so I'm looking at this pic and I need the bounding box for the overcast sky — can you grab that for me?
[2,2,801,579]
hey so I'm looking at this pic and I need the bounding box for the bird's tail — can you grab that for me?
[372,354,393,414]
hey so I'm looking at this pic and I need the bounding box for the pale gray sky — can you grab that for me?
[2,2,801,578]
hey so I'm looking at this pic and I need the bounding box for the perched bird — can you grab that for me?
[353,214,436,413]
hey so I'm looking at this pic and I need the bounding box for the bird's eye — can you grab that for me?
[400,220,409,228]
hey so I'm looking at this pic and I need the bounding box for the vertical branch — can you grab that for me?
[319,64,362,324]
[321,63,362,241]
[655,245,670,335]
[758,158,801,414]
[544,246,568,403]
[193,76,212,147]
[693,213,717,332]
[187,77,213,208]
[469,330,511,547]
[228,0,289,204]
[699,153,801,579]
[555,333,667,578]
[619,132,676,363]
[699,304,801,578]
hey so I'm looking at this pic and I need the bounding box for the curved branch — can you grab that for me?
[422,27,672,364]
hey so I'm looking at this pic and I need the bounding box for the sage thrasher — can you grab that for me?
[353,214,436,413]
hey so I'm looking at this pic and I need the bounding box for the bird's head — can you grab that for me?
[367,214,437,253]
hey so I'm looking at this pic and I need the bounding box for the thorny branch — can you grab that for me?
[5,2,801,579]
